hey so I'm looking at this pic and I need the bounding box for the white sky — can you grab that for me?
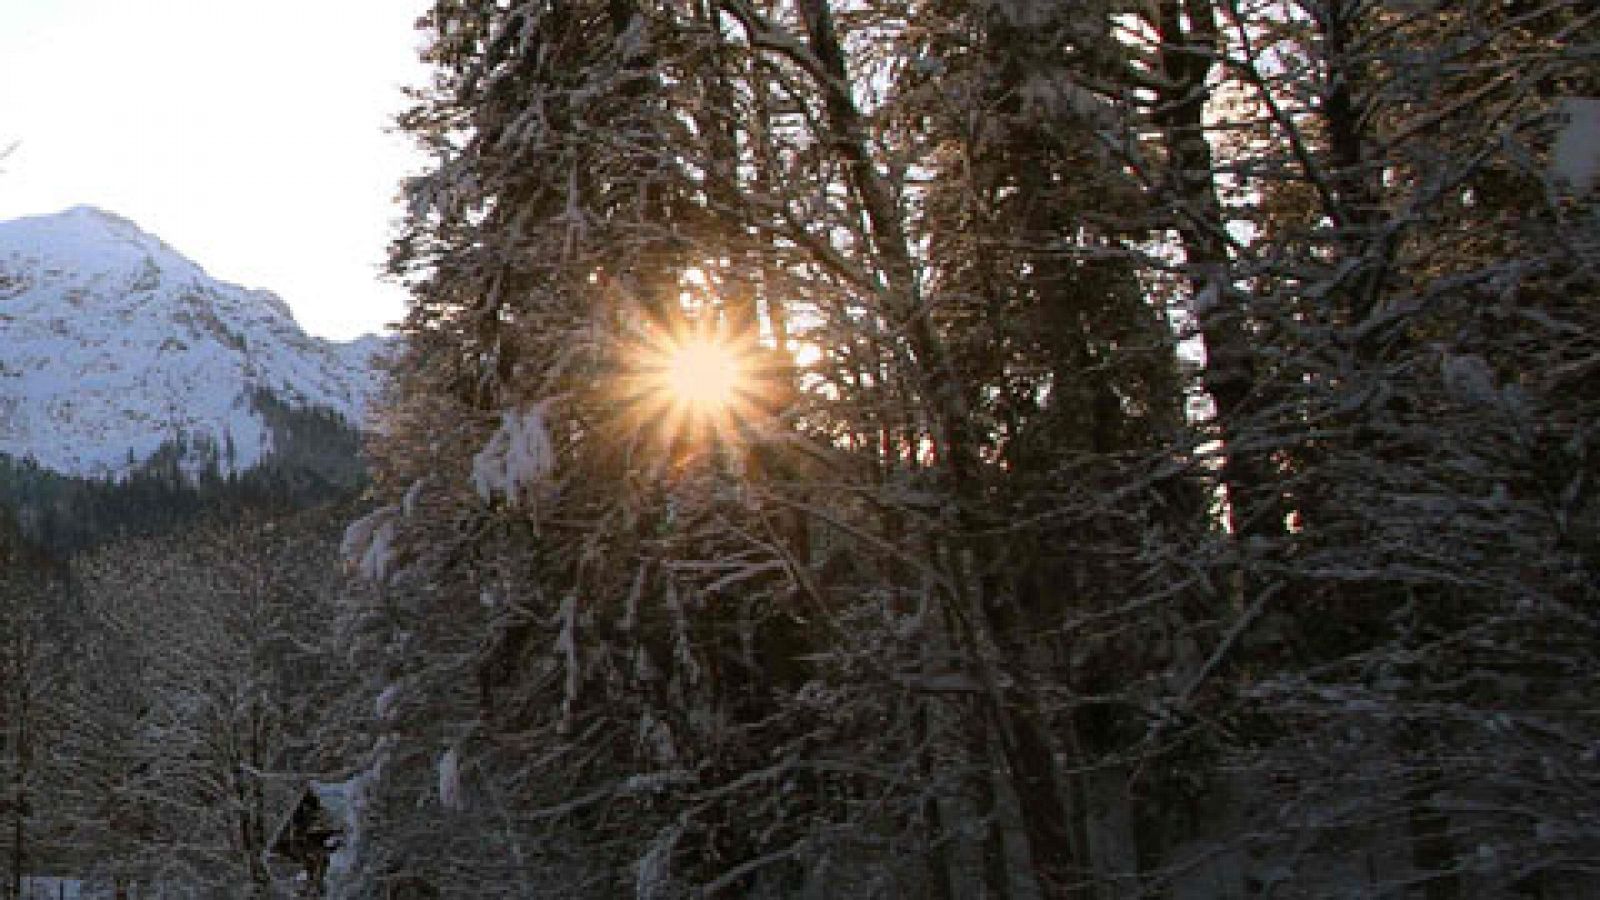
[0,0,433,340]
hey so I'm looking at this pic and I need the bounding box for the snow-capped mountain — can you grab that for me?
[0,205,386,478]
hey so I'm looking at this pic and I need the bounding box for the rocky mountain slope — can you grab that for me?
[0,206,384,478]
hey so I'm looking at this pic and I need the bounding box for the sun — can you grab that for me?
[663,338,743,414]
[618,319,767,455]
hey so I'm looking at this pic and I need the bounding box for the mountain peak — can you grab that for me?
[0,208,386,478]
[63,203,136,227]
[57,205,170,249]
[1,204,201,285]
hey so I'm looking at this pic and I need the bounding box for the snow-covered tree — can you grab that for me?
[348,0,1600,895]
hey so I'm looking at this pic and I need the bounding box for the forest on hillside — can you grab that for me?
[5,0,1600,898]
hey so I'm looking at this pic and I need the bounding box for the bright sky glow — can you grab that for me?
[0,0,432,340]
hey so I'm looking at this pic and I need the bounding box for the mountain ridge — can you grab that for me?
[0,205,386,478]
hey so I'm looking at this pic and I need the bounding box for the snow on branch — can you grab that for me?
[341,505,402,582]
[1551,97,1600,196]
[553,592,581,734]
[635,823,683,900]
[438,745,465,811]
[471,403,556,510]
